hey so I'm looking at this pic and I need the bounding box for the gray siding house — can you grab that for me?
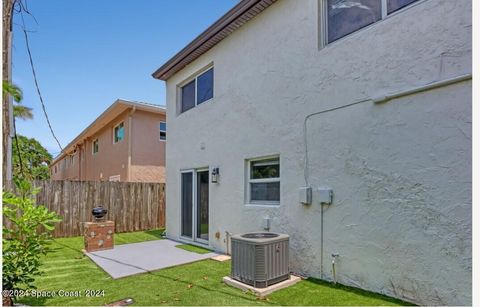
[152,0,472,305]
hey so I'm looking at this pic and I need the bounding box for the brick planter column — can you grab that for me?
[84,221,114,252]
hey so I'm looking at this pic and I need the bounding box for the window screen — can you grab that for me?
[181,80,196,113]
[196,68,214,104]
[160,122,166,140]
[114,122,124,143]
[328,0,382,43]
[93,139,99,154]
[248,157,280,204]
[387,0,418,14]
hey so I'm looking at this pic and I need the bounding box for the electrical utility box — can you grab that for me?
[299,187,312,205]
[318,187,333,205]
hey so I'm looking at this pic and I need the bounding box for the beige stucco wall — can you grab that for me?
[163,0,471,305]
[51,151,80,180]
[84,111,129,181]
[51,108,166,182]
[130,110,166,182]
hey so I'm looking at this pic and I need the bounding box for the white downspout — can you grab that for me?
[127,106,136,181]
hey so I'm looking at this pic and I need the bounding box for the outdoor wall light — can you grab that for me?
[211,167,219,183]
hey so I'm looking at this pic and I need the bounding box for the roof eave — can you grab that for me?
[51,99,165,164]
[152,0,276,81]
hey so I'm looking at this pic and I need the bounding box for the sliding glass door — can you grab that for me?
[181,172,193,238]
[196,170,209,242]
[181,169,209,243]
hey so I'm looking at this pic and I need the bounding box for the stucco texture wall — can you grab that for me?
[51,153,80,180]
[164,0,471,305]
[83,111,129,181]
[130,110,166,182]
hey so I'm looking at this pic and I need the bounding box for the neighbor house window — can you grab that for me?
[159,121,166,141]
[109,175,120,182]
[54,165,57,173]
[93,139,99,154]
[114,122,124,143]
[180,67,214,113]
[324,0,419,43]
[247,156,280,205]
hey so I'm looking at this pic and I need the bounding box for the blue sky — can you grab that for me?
[12,0,238,156]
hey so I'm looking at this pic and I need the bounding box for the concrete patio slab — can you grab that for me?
[223,275,302,297]
[85,239,218,279]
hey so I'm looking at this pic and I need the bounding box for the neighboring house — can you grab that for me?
[50,99,166,182]
[152,0,471,305]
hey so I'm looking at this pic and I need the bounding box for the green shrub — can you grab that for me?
[2,179,62,303]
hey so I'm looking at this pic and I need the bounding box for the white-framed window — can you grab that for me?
[246,156,280,205]
[70,155,75,166]
[54,165,57,173]
[109,175,121,182]
[92,139,99,154]
[159,121,167,141]
[320,0,420,45]
[179,66,214,113]
[113,122,124,143]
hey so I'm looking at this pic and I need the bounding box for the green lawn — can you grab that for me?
[114,228,164,245]
[175,243,212,254]
[15,230,412,306]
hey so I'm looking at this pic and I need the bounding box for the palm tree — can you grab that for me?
[13,105,33,120]
[2,81,34,120]
[2,81,22,102]
[3,80,35,179]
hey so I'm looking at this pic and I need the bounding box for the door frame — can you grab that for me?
[180,168,209,245]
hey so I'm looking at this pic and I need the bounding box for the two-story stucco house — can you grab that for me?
[152,0,471,305]
[50,99,166,182]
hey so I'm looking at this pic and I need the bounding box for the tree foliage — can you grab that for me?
[2,81,34,120]
[2,81,22,102]
[2,179,62,303]
[13,105,33,120]
[13,134,52,180]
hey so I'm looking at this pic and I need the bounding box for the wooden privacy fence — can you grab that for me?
[4,180,165,238]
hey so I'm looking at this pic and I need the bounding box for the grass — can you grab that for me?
[15,230,413,306]
[175,244,212,254]
[268,278,413,306]
[114,229,164,245]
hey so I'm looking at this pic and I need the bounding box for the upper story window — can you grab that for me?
[114,122,124,143]
[93,139,99,154]
[159,121,167,141]
[180,67,214,113]
[246,156,280,205]
[387,0,418,14]
[324,0,420,44]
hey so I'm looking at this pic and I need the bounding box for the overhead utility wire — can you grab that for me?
[20,10,63,152]
[13,118,25,177]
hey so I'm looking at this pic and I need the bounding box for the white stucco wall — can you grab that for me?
[163,0,471,305]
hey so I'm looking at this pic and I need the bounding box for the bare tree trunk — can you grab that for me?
[3,0,14,186]
[3,294,13,306]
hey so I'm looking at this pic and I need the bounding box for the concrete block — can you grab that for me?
[223,275,302,297]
